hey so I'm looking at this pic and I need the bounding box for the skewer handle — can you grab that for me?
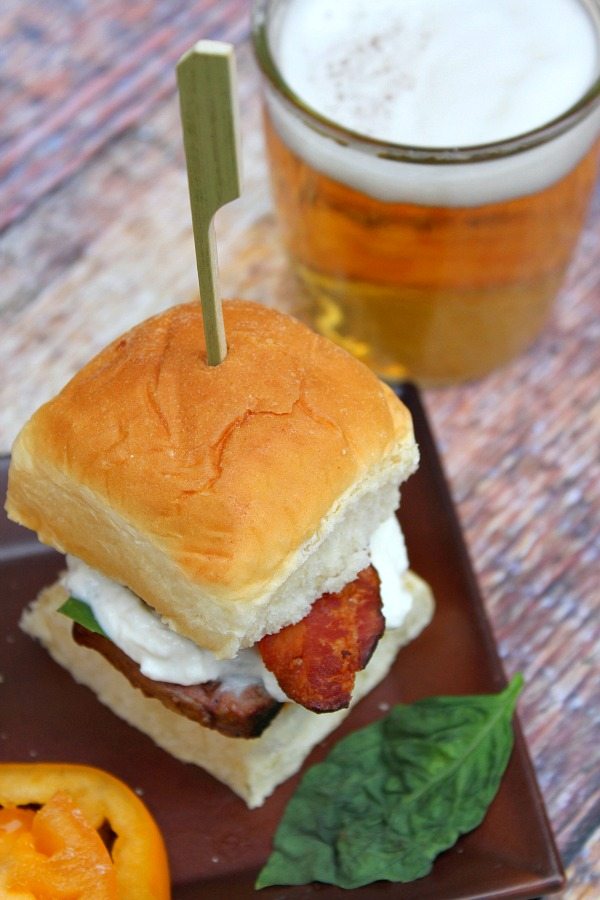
[177,41,242,365]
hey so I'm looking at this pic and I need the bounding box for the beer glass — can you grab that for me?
[252,0,600,385]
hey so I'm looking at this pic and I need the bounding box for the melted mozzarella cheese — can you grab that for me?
[369,515,413,628]
[62,515,412,698]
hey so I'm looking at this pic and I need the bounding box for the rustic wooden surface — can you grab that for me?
[1,2,598,896]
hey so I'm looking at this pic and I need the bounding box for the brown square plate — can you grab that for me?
[0,383,565,898]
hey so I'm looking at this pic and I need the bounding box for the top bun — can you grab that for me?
[6,301,418,657]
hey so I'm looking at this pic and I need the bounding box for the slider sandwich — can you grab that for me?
[6,301,433,808]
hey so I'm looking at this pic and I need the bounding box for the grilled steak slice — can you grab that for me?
[72,623,282,739]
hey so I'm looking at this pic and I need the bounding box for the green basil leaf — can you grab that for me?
[256,674,523,889]
[58,596,108,638]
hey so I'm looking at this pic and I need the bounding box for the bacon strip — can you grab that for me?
[258,566,384,713]
[72,624,281,739]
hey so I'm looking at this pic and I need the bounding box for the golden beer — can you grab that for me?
[253,0,600,385]
[264,116,599,384]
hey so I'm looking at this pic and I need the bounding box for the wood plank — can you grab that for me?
[0,0,251,231]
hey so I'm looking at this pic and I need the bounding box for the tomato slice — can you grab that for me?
[1,791,117,899]
[0,764,170,900]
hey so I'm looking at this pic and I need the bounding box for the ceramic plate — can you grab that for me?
[0,384,565,898]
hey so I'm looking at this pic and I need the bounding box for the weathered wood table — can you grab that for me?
[1,2,598,896]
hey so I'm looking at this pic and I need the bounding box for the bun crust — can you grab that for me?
[21,573,434,808]
[7,302,417,656]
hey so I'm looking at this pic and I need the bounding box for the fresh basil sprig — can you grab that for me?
[257,675,523,889]
[58,596,107,637]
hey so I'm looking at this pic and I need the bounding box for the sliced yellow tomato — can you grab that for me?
[0,764,170,899]
[1,790,117,899]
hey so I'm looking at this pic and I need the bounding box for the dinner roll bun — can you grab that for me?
[21,571,434,808]
[6,301,418,657]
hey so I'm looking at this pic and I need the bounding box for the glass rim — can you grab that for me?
[251,0,600,165]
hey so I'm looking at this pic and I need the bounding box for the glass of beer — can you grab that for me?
[252,0,600,385]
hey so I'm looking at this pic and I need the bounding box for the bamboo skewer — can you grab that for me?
[177,41,242,365]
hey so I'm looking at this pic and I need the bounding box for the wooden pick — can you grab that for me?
[177,41,242,365]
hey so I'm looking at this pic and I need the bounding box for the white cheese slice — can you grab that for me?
[62,514,412,699]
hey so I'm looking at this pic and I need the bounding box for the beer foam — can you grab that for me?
[264,0,600,205]
[275,0,597,146]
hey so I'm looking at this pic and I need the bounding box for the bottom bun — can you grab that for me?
[21,574,434,808]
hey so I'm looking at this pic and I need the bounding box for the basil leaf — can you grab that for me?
[58,596,108,638]
[256,675,523,889]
